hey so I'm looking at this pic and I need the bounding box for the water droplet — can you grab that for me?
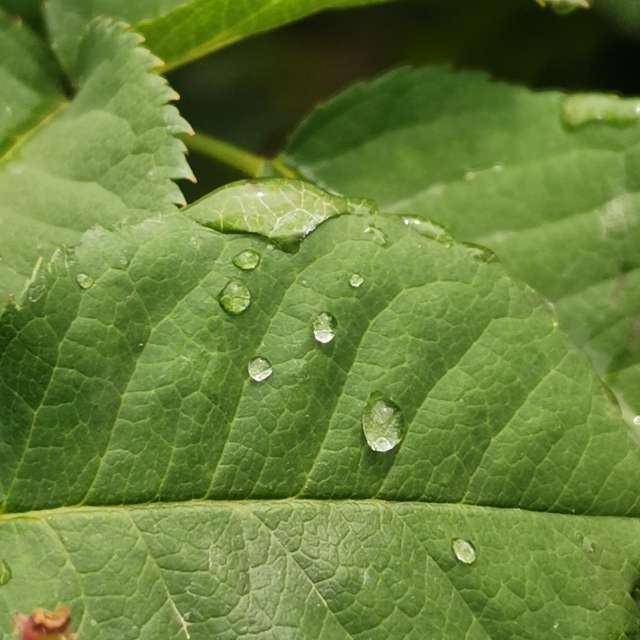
[233,249,261,271]
[634,415,640,427]
[218,279,251,315]
[582,536,595,554]
[75,273,94,289]
[248,357,272,382]
[312,312,337,344]
[461,242,498,263]
[364,225,388,246]
[349,273,364,289]
[0,560,12,586]
[536,0,590,15]
[452,538,476,565]
[361,395,405,452]
[402,217,453,245]
[562,93,640,128]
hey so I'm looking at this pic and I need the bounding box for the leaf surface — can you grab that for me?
[0,17,191,310]
[1,180,640,637]
[282,66,640,420]
[45,0,395,72]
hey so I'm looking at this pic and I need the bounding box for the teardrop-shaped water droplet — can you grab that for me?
[452,538,476,565]
[402,217,453,245]
[461,242,497,263]
[364,225,388,246]
[218,279,251,315]
[362,395,404,452]
[248,357,273,382]
[349,273,364,289]
[233,250,261,271]
[75,273,94,289]
[313,312,337,344]
[0,560,12,586]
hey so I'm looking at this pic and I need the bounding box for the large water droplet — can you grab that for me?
[364,225,388,246]
[313,312,337,344]
[452,538,476,565]
[248,357,273,382]
[362,395,405,452]
[402,217,453,245]
[349,273,364,289]
[0,560,12,586]
[233,250,261,271]
[536,0,590,15]
[75,273,94,289]
[562,93,640,128]
[218,279,251,315]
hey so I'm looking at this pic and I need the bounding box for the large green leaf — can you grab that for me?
[282,66,640,421]
[0,15,191,311]
[2,180,640,637]
[45,0,394,72]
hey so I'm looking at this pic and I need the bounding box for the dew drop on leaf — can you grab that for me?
[364,225,388,246]
[0,560,11,586]
[218,279,251,315]
[248,357,273,382]
[562,93,640,128]
[633,415,640,427]
[461,242,498,263]
[452,538,477,565]
[312,312,337,344]
[402,216,453,245]
[349,273,364,289]
[75,273,94,289]
[361,395,405,452]
[233,249,261,271]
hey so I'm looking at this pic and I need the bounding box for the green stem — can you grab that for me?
[183,133,267,178]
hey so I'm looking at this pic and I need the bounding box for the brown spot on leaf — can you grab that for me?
[13,606,75,640]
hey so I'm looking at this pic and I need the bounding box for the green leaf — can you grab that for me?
[2,180,640,637]
[282,66,640,420]
[45,0,395,72]
[0,17,192,310]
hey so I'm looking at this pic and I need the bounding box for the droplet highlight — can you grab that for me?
[0,560,12,586]
[248,357,273,382]
[362,395,405,452]
[536,0,590,14]
[562,93,640,128]
[313,312,337,344]
[233,249,261,271]
[364,225,388,246]
[402,217,453,245]
[461,242,498,263]
[633,415,640,427]
[349,273,364,289]
[218,279,251,315]
[75,273,94,289]
[452,538,476,565]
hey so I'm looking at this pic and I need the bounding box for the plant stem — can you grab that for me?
[183,133,267,178]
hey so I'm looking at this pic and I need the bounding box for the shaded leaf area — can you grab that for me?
[282,66,640,419]
[45,0,395,72]
[1,182,638,517]
[1,501,640,639]
[0,18,191,310]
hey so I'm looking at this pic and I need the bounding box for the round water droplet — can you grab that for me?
[0,560,12,586]
[75,273,94,289]
[582,536,595,554]
[312,312,337,344]
[248,357,273,382]
[361,395,404,452]
[364,225,388,246]
[233,250,261,271]
[452,538,476,565]
[349,273,364,289]
[218,279,251,315]
[402,217,453,245]
[634,415,640,427]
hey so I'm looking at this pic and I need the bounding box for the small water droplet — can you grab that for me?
[402,217,453,245]
[364,225,388,246]
[349,273,364,289]
[0,560,12,586]
[461,242,497,263]
[452,538,476,565]
[552,622,559,630]
[218,279,251,315]
[633,415,640,427]
[362,395,405,452]
[233,249,261,271]
[248,357,273,382]
[562,93,640,128]
[313,312,337,344]
[75,273,94,289]
[582,536,595,554]
[537,0,590,15]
